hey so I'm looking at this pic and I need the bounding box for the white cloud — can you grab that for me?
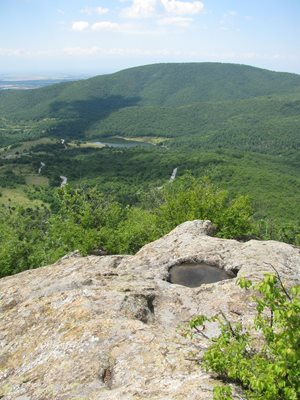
[64,47,101,56]
[90,21,156,35]
[63,46,184,57]
[91,21,124,32]
[0,48,30,56]
[61,48,300,65]
[160,0,204,15]
[80,7,109,15]
[121,0,204,19]
[72,21,89,32]
[73,1,205,34]
[0,48,55,57]
[70,19,159,35]
[122,0,157,18]
[158,16,192,27]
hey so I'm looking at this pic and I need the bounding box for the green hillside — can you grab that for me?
[0,63,299,277]
[0,63,299,158]
[2,63,300,113]
[84,93,300,154]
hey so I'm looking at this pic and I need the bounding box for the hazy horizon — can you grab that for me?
[1,1,300,76]
[1,60,300,83]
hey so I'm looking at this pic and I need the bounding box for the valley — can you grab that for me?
[0,62,299,277]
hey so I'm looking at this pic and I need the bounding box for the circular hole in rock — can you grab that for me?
[168,263,235,288]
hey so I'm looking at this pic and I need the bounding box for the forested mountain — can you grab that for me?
[2,63,300,113]
[0,62,300,154]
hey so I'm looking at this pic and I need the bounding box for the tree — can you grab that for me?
[155,174,254,239]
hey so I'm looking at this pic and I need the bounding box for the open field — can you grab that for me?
[0,186,44,207]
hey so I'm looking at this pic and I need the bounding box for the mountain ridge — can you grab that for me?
[0,62,299,156]
[1,62,300,118]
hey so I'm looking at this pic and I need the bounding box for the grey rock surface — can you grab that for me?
[0,220,299,399]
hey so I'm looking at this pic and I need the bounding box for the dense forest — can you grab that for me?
[0,63,299,277]
[1,63,300,153]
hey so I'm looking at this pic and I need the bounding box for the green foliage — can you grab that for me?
[0,175,255,278]
[0,205,49,276]
[0,169,25,187]
[213,386,232,400]
[100,207,159,254]
[1,141,299,230]
[154,174,254,239]
[0,187,123,277]
[188,274,300,400]
[254,220,300,247]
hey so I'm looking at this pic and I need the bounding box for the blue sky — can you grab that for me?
[1,0,300,76]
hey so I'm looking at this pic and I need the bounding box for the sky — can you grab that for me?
[1,0,300,77]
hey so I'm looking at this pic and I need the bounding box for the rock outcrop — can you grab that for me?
[0,220,299,399]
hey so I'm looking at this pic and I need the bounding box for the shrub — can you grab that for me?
[188,271,300,399]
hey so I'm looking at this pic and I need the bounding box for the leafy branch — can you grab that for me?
[187,272,300,400]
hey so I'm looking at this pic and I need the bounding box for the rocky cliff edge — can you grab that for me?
[0,220,299,399]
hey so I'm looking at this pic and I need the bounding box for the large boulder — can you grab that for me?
[0,220,299,399]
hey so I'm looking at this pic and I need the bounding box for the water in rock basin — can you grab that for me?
[168,263,235,288]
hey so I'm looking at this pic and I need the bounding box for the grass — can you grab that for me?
[25,174,49,186]
[0,186,44,207]
[0,161,48,206]
[113,135,169,145]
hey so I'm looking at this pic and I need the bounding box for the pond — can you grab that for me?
[168,263,235,288]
